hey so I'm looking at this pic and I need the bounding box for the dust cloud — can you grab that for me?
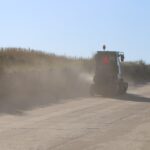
[0,67,91,114]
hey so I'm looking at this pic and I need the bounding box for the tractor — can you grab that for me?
[90,46,128,96]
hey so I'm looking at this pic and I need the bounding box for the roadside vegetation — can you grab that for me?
[0,48,150,82]
[122,61,150,82]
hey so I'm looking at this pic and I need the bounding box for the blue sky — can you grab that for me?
[0,0,150,62]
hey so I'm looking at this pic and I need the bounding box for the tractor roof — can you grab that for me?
[96,51,124,56]
[97,51,118,54]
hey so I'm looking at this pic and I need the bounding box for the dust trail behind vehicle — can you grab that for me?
[0,66,92,114]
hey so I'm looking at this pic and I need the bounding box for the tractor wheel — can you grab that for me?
[118,81,128,95]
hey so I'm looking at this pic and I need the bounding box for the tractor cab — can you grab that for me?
[94,51,124,82]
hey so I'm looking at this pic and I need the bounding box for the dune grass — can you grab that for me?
[0,47,149,82]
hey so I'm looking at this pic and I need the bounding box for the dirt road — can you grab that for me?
[0,83,150,150]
